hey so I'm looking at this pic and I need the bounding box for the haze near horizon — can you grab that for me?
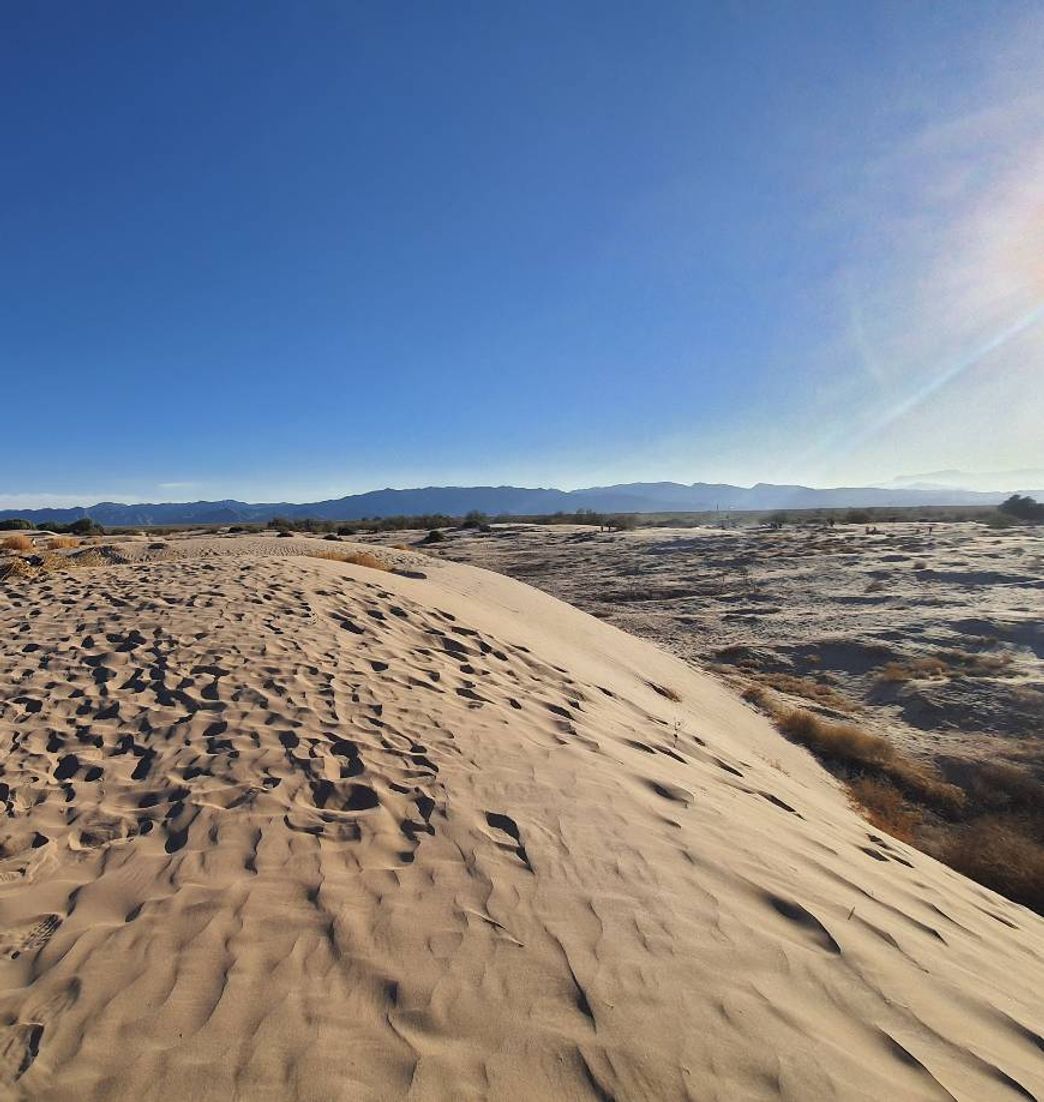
[3,1,1042,508]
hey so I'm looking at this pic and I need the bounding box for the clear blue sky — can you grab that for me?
[3,1,1042,506]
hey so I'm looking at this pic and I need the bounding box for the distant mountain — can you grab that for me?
[0,481,1016,527]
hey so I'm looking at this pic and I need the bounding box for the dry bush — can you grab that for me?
[47,536,80,550]
[865,579,886,593]
[770,706,964,813]
[749,672,854,711]
[847,777,921,843]
[775,708,894,767]
[1,550,107,581]
[0,557,33,581]
[307,549,392,572]
[878,657,949,683]
[938,648,1014,678]
[742,684,769,708]
[937,818,1044,914]
[1,534,33,552]
[962,762,1044,815]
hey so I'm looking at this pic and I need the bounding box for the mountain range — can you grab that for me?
[0,481,1028,527]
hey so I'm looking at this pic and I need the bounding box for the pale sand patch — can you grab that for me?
[0,538,1040,1100]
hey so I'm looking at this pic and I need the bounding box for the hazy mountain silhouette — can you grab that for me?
[0,481,1016,527]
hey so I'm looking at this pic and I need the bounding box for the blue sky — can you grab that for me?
[3,1,1042,507]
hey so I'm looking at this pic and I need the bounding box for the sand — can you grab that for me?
[0,534,1041,1100]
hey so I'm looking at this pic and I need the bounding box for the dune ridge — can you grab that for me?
[0,536,1041,1101]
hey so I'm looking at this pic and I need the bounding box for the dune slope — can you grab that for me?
[0,539,1041,1101]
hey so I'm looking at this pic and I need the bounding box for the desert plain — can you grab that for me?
[0,525,1041,1100]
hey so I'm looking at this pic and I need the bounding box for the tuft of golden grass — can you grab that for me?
[1,534,33,551]
[307,549,392,572]
[936,818,1044,914]
[878,649,1014,684]
[747,672,855,712]
[775,707,894,767]
[878,657,949,682]
[752,701,964,814]
[846,777,921,843]
[47,536,80,550]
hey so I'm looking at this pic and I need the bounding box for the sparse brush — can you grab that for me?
[936,817,1044,914]
[0,557,33,580]
[748,672,854,712]
[847,777,921,843]
[766,705,964,813]
[878,658,949,683]
[879,650,1013,684]
[46,536,80,550]
[776,708,895,767]
[1,534,33,551]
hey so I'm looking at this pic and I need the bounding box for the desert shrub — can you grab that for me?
[879,650,1013,684]
[960,762,1044,815]
[767,512,788,529]
[46,536,80,550]
[460,510,488,529]
[69,515,103,533]
[878,657,949,682]
[936,818,1044,913]
[1,534,33,551]
[747,672,854,711]
[998,494,1044,522]
[776,708,894,768]
[769,706,964,813]
[847,777,921,842]
[276,529,294,538]
[0,557,34,580]
[423,529,445,544]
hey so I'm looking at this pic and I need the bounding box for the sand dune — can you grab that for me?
[0,536,1041,1100]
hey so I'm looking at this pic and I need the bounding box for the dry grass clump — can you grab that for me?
[760,703,964,813]
[1,534,33,551]
[47,536,80,550]
[0,557,34,580]
[1,550,108,582]
[878,657,950,682]
[879,649,1014,683]
[847,777,921,843]
[307,549,392,572]
[748,672,854,711]
[936,818,1044,914]
[775,707,894,767]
